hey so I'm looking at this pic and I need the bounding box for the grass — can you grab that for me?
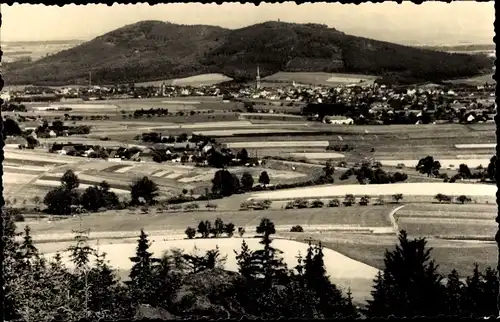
[282,231,497,277]
[397,217,495,238]
[26,205,396,236]
[396,203,496,220]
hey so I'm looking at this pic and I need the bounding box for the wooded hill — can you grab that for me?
[3,21,494,86]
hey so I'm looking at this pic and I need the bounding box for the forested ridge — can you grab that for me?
[4,21,493,86]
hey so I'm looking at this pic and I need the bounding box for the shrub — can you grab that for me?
[169,204,182,211]
[285,201,295,209]
[311,199,324,208]
[328,198,340,207]
[343,194,355,206]
[435,193,452,203]
[240,201,251,211]
[14,212,25,222]
[224,223,235,237]
[456,195,472,204]
[185,227,196,239]
[295,198,309,209]
[392,194,404,203]
[290,225,304,232]
[359,195,371,206]
[375,196,385,205]
[238,227,245,237]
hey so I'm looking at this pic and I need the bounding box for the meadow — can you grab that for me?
[250,182,496,201]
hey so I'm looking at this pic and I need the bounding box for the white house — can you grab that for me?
[323,115,354,125]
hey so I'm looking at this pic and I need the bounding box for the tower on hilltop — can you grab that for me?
[256,64,261,90]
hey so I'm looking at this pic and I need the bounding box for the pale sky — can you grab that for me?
[1,2,495,45]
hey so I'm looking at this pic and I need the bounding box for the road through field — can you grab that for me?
[388,205,405,236]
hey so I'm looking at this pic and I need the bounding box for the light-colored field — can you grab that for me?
[380,158,491,168]
[41,237,378,301]
[455,143,496,149]
[263,72,377,86]
[250,182,496,201]
[3,172,39,184]
[170,73,233,86]
[36,104,119,111]
[5,150,78,164]
[288,152,345,159]
[326,73,378,84]
[34,179,130,195]
[193,129,307,136]
[135,74,233,87]
[225,141,330,149]
[114,165,135,173]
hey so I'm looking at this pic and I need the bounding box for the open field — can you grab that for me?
[135,73,233,87]
[225,140,330,149]
[446,73,495,85]
[455,143,496,149]
[262,72,378,86]
[25,204,397,236]
[287,152,345,159]
[282,231,497,277]
[379,158,492,168]
[250,182,496,201]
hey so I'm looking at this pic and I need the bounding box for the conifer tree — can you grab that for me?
[87,250,121,319]
[481,267,499,317]
[128,229,161,304]
[251,218,288,283]
[366,230,445,318]
[366,271,391,317]
[464,263,483,316]
[444,269,464,316]
[234,239,256,279]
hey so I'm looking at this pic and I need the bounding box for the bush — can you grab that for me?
[435,193,452,203]
[290,225,304,232]
[185,227,196,239]
[328,199,340,207]
[456,195,472,204]
[238,227,245,237]
[359,195,371,206]
[343,194,355,206]
[375,196,385,205]
[392,194,404,203]
[284,201,295,209]
[295,198,309,209]
[311,199,324,208]
[14,212,25,222]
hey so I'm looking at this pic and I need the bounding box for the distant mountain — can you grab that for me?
[3,21,494,86]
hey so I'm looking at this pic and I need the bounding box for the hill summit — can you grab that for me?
[4,20,493,86]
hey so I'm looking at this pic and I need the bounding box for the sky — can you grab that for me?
[1,2,495,45]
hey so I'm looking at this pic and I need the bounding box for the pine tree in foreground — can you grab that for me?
[128,229,161,305]
[365,230,444,318]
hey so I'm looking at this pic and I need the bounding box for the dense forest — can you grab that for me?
[4,21,493,86]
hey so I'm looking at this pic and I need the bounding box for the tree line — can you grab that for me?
[4,213,499,320]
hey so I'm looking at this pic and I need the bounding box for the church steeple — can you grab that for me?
[256,64,261,90]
